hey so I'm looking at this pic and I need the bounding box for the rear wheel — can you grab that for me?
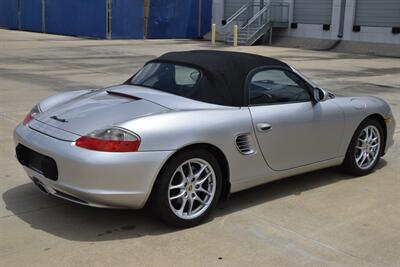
[149,149,222,228]
[342,118,384,176]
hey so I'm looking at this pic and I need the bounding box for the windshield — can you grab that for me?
[129,62,202,98]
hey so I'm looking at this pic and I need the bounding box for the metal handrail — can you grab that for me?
[221,0,264,33]
[224,1,251,26]
[240,3,270,30]
[223,0,290,45]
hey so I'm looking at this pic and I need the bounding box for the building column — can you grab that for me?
[331,0,342,38]
[212,0,224,30]
[342,0,356,40]
[287,0,294,26]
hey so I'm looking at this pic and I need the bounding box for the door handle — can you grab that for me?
[257,123,272,132]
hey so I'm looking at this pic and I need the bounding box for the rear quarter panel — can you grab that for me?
[118,108,272,187]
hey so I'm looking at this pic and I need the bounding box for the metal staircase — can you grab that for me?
[221,0,289,46]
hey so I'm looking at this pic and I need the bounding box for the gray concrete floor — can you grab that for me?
[1,29,399,267]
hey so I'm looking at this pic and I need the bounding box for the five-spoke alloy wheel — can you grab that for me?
[354,125,381,170]
[343,118,384,176]
[149,149,222,228]
[168,158,216,220]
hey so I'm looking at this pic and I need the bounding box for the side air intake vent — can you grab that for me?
[235,134,255,155]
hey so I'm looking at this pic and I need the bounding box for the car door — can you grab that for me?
[248,67,344,171]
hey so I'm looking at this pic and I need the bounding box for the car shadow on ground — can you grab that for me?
[3,160,387,241]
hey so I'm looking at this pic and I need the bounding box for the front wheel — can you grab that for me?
[342,118,384,176]
[149,149,222,228]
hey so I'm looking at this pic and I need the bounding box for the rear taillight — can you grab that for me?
[75,128,141,152]
[23,114,34,125]
[23,105,41,125]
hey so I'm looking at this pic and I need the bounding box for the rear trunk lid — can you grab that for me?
[33,88,170,137]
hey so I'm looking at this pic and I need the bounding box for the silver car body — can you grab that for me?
[14,68,396,209]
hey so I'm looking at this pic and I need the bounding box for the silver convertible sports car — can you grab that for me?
[15,50,395,227]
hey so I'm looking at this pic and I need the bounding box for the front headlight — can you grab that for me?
[23,105,41,125]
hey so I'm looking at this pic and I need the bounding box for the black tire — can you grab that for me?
[342,118,384,176]
[148,148,222,228]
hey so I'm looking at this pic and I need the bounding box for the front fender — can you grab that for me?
[333,96,395,156]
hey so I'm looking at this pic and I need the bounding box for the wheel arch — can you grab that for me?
[148,143,231,204]
[342,113,387,175]
[363,113,387,156]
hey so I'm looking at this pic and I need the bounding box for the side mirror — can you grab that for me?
[314,87,330,102]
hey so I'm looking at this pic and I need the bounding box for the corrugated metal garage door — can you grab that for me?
[20,0,43,32]
[45,0,107,39]
[111,0,144,39]
[293,0,332,24]
[224,0,248,19]
[148,0,211,38]
[0,0,18,29]
[355,0,400,27]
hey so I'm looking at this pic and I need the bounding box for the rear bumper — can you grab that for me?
[14,124,174,209]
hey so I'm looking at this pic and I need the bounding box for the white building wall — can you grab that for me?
[342,0,400,44]
[281,0,400,44]
[213,0,400,44]
[283,0,340,40]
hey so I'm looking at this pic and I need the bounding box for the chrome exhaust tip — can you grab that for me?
[31,177,49,194]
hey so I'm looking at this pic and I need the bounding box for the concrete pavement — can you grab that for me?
[0,29,399,267]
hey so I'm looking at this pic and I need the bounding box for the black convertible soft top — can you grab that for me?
[149,50,289,107]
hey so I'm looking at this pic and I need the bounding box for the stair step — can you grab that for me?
[226,30,268,45]
[226,35,257,40]
[226,39,249,43]
[230,31,257,35]
[226,37,246,40]
[226,40,249,43]
[225,42,248,45]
